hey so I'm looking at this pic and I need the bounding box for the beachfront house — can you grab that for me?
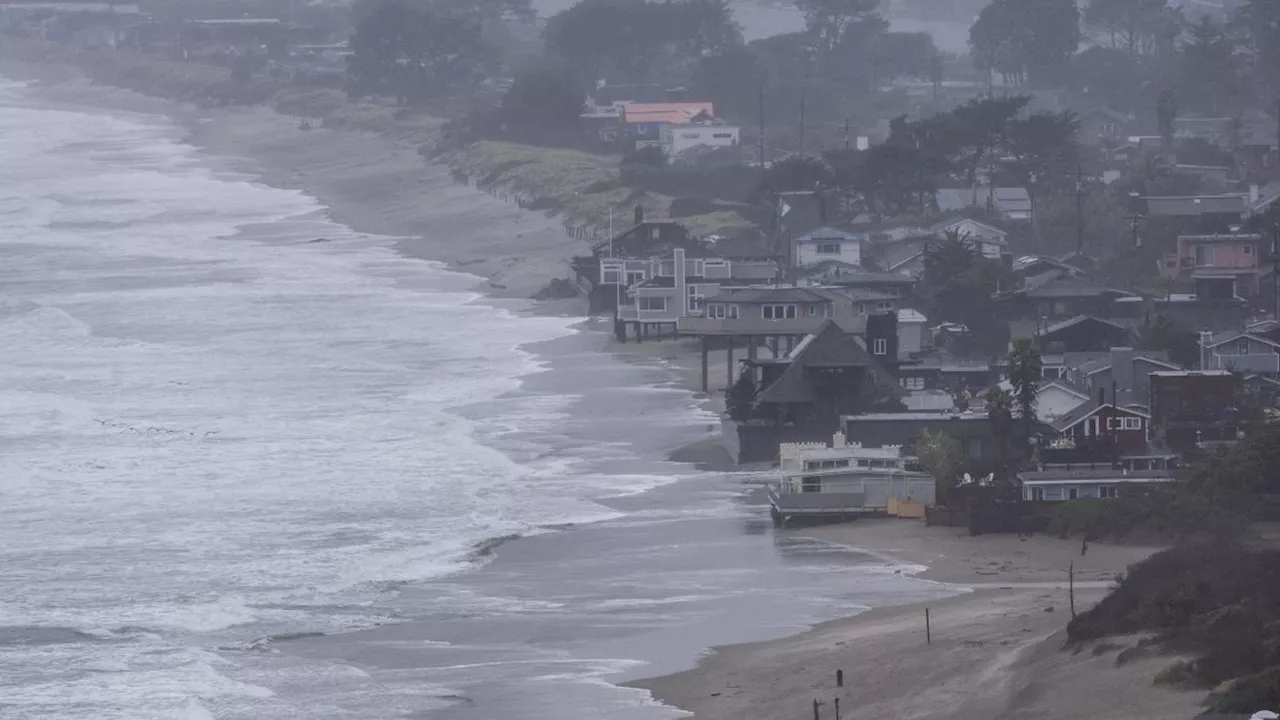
[1015,315,1136,354]
[793,264,918,299]
[770,434,935,526]
[615,240,781,339]
[571,218,698,313]
[1018,468,1176,502]
[729,321,902,463]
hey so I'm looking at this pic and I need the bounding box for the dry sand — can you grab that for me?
[632,520,1204,720]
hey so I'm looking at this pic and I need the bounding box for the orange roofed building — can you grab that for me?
[623,102,715,138]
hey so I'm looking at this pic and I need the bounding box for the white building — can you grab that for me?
[792,226,864,269]
[660,123,740,157]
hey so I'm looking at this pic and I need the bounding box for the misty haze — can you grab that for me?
[2,0,1280,718]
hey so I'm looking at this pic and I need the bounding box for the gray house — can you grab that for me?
[1063,346,1181,409]
[1200,331,1280,376]
[616,242,783,337]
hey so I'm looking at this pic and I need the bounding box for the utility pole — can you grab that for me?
[758,84,765,171]
[798,91,806,159]
[1070,163,1089,255]
[844,117,850,150]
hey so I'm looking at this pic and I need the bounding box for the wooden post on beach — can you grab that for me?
[834,697,840,720]
[926,607,931,644]
[1069,561,1076,618]
[812,698,821,720]
[836,669,843,687]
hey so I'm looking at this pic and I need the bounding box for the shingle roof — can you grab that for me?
[756,321,871,405]
[704,287,833,304]
[1050,401,1150,433]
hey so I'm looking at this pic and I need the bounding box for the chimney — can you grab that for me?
[635,204,644,225]
[833,429,847,448]
[1110,346,1134,407]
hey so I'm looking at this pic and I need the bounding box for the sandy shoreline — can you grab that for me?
[632,521,1202,720]
[1,59,1206,720]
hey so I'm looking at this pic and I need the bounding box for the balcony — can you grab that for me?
[677,315,867,337]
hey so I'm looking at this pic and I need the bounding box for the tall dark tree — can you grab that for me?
[969,0,1080,88]
[347,0,487,103]
[1239,0,1280,105]
[1084,0,1174,58]
[1176,17,1243,116]
[544,0,742,86]
[984,387,1015,482]
[1006,111,1081,196]
[1008,339,1043,437]
[795,0,885,59]
[499,70,585,147]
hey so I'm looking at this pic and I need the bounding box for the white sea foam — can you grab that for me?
[0,77,647,718]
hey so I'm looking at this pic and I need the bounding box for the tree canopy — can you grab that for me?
[969,0,1081,88]
[346,0,488,103]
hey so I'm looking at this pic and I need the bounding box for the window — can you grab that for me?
[1239,339,1251,355]
[816,242,841,254]
[1194,244,1215,266]
[692,260,705,276]
[729,305,739,319]
[1068,487,1080,500]
[602,261,623,284]
[1031,487,1045,501]
[1119,417,1142,430]
[900,376,925,390]
[873,338,887,355]
[875,300,894,311]
[1244,244,1254,256]
[687,286,704,312]
[651,227,660,240]
[707,304,726,319]
[712,133,733,139]
[638,296,667,311]
[801,476,821,493]
[704,259,726,269]
[1099,486,1118,499]
[1105,417,1115,431]
[763,304,797,320]
[625,271,645,287]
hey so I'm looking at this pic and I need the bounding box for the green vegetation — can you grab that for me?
[1067,543,1280,711]
[1047,491,1241,542]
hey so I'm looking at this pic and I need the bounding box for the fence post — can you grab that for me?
[1069,560,1076,618]
[836,669,843,688]
[834,697,841,720]
[926,607,931,644]
[813,698,821,720]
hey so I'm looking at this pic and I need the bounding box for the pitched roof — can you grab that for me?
[623,103,715,125]
[1143,195,1247,217]
[1038,315,1133,338]
[1021,276,1127,299]
[794,226,865,243]
[1051,401,1150,433]
[928,217,1009,241]
[1205,332,1280,350]
[705,236,778,260]
[756,321,871,405]
[936,187,1032,214]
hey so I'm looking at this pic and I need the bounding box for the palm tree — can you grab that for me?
[984,387,1014,483]
[1008,339,1042,447]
